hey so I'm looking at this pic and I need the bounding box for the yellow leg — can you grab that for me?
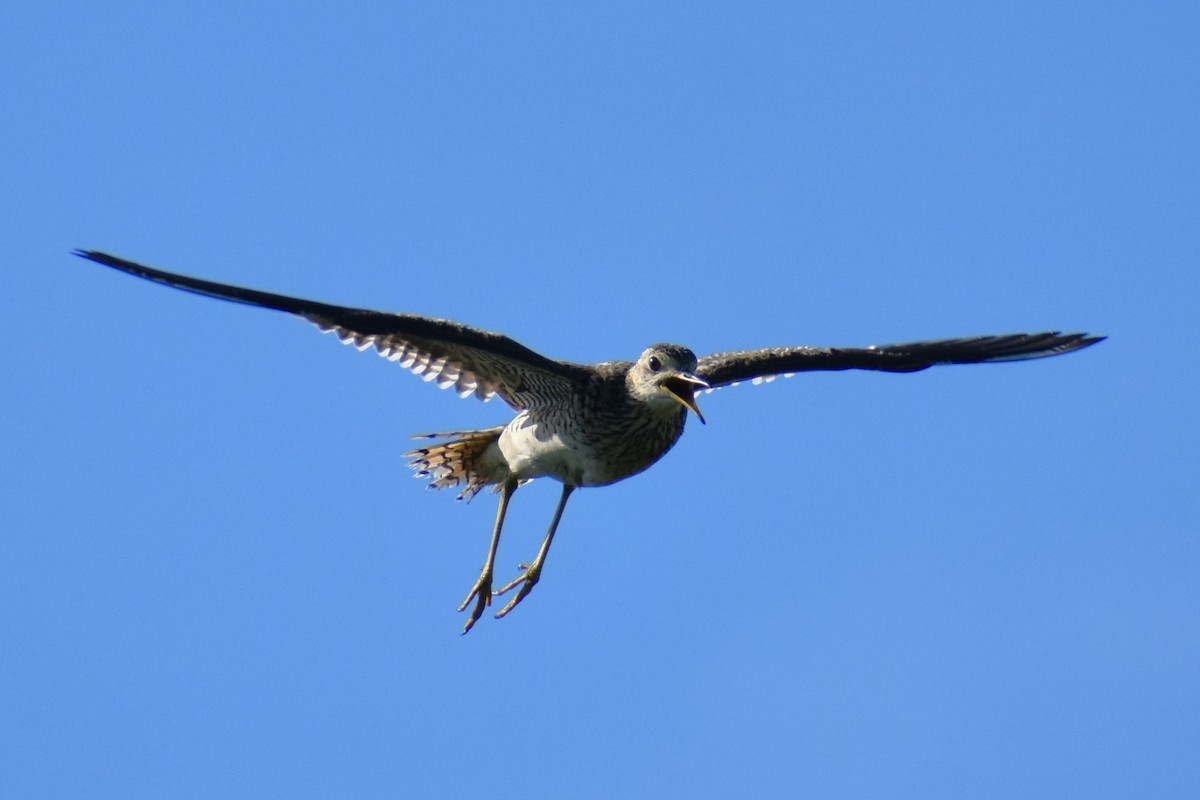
[457,478,518,634]
[495,484,575,619]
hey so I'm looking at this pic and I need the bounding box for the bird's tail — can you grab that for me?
[405,427,506,501]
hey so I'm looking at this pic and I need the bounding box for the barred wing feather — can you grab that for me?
[74,250,589,410]
[696,332,1104,390]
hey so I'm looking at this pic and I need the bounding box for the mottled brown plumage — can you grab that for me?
[74,250,1105,632]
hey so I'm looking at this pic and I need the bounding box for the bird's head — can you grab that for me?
[629,344,708,424]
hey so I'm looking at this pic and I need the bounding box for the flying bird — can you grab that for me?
[74,250,1104,633]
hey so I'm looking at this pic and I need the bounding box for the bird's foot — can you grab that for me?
[493,561,542,619]
[457,569,493,635]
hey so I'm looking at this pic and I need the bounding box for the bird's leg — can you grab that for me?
[458,478,518,634]
[494,484,575,619]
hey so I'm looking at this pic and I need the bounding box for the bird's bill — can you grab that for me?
[661,373,708,424]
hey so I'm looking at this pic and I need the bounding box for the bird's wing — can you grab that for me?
[695,332,1104,389]
[75,250,590,410]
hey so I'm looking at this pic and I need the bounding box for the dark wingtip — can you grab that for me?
[73,249,129,270]
[1061,332,1107,354]
[983,331,1106,362]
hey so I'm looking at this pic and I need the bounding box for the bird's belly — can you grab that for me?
[497,410,682,488]
[498,414,599,486]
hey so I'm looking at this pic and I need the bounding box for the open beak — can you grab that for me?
[661,373,709,425]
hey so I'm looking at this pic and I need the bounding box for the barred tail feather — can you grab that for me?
[405,427,506,501]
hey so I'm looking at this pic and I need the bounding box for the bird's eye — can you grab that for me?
[648,356,662,372]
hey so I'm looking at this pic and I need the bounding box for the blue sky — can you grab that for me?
[3,2,1197,797]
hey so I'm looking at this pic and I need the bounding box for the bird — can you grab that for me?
[73,250,1104,633]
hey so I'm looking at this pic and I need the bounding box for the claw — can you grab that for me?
[494,562,542,619]
[493,564,531,596]
[457,571,493,634]
[495,576,537,619]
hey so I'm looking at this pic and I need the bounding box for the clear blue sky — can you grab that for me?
[3,2,1196,797]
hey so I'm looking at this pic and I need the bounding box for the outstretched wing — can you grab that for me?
[74,250,590,410]
[696,332,1104,389]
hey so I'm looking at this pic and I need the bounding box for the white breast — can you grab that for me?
[498,412,590,485]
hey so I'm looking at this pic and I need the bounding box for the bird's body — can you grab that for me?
[74,250,1104,632]
[497,352,695,487]
[407,347,697,497]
